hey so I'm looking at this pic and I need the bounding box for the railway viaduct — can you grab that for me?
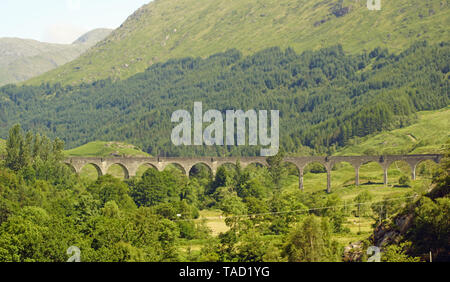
[64,154,443,193]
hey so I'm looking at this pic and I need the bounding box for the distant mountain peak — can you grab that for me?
[0,28,112,86]
[72,28,113,45]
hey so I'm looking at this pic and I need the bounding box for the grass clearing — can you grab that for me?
[337,107,450,155]
[197,210,230,237]
[196,162,435,247]
[65,141,149,158]
[334,216,375,246]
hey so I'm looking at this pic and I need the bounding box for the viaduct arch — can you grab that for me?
[65,154,442,193]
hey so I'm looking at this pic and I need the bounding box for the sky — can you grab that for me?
[0,0,152,44]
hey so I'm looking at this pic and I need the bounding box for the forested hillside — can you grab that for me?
[1,0,448,266]
[371,147,450,262]
[336,107,450,156]
[0,124,448,262]
[0,41,448,156]
[27,0,450,86]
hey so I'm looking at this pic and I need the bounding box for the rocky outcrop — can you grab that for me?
[372,214,415,247]
[343,242,365,262]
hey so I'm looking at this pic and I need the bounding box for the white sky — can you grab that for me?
[0,0,152,44]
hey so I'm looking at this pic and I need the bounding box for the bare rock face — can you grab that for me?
[396,214,415,234]
[343,242,365,262]
[372,213,415,248]
[344,211,416,262]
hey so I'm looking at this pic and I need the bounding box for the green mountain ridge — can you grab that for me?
[335,107,450,156]
[63,108,449,157]
[26,0,449,86]
[0,28,112,86]
[1,41,448,156]
[71,29,113,45]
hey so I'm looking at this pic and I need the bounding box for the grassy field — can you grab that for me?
[69,108,445,249]
[281,160,434,245]
[334,216,375,246]
[282,160,434,198]
[337,107,450,156]
[65,141,150,158]
[178,161,434,254]
[176,155,438,255]
[28,0,449,86]
[76,155,438,256]
[197,210,230,237]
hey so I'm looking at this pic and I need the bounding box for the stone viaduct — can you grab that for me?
[64,154,442,193]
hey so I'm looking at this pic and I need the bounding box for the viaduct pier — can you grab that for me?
[65,154,443,193]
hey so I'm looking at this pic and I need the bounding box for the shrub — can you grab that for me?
[399,175,411,187]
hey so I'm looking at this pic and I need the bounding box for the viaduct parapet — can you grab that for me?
[65,154,442,193]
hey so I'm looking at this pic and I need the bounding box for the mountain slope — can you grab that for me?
[336,107,450,156]
[63,107,450,158]
[72,29,113,45]
[26,0,449,86]
[0,29,112,86]
[1,42,448,156]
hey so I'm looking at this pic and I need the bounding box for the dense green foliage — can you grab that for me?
[0,139,5,157]
[371,145,450,262]
[405,148,450,261]
[1,42,448,156]
[0,125,448,262]
[1,0,447,264]
[0,126,195,261]
[283,215,341,262]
